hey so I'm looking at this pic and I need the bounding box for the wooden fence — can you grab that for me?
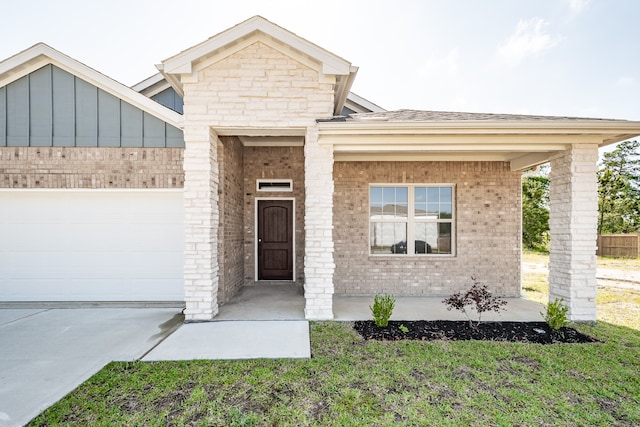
[597,234,640,258]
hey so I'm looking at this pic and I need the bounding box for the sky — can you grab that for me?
[1,0,639,121]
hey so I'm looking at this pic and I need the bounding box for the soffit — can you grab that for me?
[319,116,640,170]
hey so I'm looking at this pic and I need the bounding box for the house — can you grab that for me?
[1,16,639,322]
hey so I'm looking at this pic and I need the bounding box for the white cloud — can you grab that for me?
[567,0,591,14]
[498,18,561,66]
[617,77,636,87]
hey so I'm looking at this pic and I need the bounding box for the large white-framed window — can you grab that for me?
[369,184,455,256]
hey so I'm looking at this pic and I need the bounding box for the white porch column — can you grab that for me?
[549,144,599,321]
[304,125,335,319]
[183,126,220,321]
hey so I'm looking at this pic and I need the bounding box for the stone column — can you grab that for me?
[548,144,599,321]
[183,125,220,321]
[303,125,335,319]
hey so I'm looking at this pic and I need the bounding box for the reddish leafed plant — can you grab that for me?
[442,277,508,328]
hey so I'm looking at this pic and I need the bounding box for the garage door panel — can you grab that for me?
[128,251,183,277]
[0,252,71,277]
[129,279,183,300]
[0,223,72,251]
[0,190,184,302]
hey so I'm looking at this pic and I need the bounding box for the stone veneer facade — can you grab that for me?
[181,41,335,320]
[549,145,599,321]
[0,147,184,188]
[333,161,522,297]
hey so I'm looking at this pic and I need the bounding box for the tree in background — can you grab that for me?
[522,171,550,250]
[597,140,640,234]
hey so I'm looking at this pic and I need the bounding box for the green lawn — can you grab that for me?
[29,322,640,426]
[523,250,640,330]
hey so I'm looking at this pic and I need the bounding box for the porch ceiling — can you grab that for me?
[318,120,640,171]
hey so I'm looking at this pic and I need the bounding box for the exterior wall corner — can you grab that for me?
[549,144,599,321]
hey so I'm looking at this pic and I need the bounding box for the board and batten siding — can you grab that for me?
[151,87,184,115]
[0,64,184,148]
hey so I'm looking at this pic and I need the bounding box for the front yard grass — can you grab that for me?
[29,321,640,426]
[523,250,640,330]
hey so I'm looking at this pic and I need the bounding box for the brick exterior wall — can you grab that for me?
[549,145,599,321]
[217,136,245,304]
[243,146,305,286]
[0,147,183,188]
[333,161,522,297]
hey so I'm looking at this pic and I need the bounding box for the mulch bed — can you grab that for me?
[353,320,600,344]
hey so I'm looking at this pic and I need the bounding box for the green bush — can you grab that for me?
[370,293,396,327]
[542,298,570,330]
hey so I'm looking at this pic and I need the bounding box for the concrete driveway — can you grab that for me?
[0,308,183,427]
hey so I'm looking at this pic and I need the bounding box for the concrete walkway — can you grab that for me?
[0,308,182,427]
[143,321,310,361]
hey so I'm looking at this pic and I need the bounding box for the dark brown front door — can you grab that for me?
[258,200,293,280]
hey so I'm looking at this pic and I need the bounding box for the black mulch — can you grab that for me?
[353,320,600,344]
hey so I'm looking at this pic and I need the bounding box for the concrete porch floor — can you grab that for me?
[216,285,545,322]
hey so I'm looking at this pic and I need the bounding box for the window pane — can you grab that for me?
[415,187,426,203]
[427,187,439,202]
[437,223,452,254]
[396,187,408,202]
[370,222,407,254]
[414,222,452,254]
[415,202,427,217]
[440,187,452,202]
[427,203,439,218]
[370,187,382,203]
[439,203,452,219]
[382,187,395,204]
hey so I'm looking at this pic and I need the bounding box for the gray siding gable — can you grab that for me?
[151,87,184,114]
[0,64,184,147]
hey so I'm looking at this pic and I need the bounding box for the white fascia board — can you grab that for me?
[318,120,640,134]
[510,152,553,171]
[131,73,172,98]
[0,43,183,129]
[161,16,352,76]
[345,92,386,113]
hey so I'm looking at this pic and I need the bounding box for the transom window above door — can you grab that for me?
[369,184,455,256]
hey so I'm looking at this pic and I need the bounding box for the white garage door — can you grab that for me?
[0,190,184,302]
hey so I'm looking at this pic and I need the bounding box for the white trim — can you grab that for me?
[161,16,353,76]
[0,43,183,129]
[368,183,456,257]
[344,92,386,113]
[256,179,293,192]
[254,197,296,282]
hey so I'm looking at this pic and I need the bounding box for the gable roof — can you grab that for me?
[156,16,358,115]
[0,43,183,129]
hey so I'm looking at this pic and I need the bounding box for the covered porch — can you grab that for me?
[212,285,544,322]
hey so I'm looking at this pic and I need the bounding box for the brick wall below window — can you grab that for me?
[333,161,521,297]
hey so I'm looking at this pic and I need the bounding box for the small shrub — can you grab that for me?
[442,277,508,328]
[398,324,409,334]
[542,298,570,330]
[370,293,395,327]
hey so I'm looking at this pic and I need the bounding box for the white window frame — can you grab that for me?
[369,183,456,257]
[256,179,293,192]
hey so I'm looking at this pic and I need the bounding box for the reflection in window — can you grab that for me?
[370,185,454,256]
